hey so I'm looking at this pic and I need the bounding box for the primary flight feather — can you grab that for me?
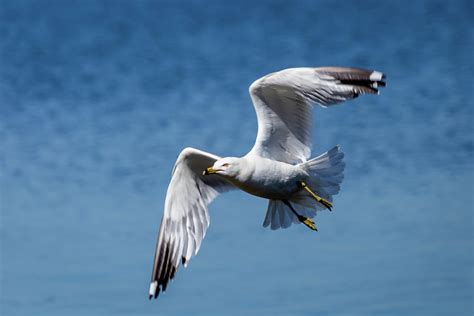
[149,66,386,298]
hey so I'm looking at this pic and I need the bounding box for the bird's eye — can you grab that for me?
[222,163,230,168]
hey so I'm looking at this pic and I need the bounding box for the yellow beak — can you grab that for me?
[203,166,217,175]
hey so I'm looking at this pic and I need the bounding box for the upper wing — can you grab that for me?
[149,147,234,298]
[248,67,385,163]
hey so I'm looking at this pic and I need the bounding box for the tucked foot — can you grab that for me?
[282,200,318,232]
[301,217,318,231]
[299,181,333,211]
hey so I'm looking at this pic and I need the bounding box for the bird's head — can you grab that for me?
[203,157,241,178]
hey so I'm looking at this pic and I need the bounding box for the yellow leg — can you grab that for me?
[299,181,333,211]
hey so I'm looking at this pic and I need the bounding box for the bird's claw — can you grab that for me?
[318,198,332,211]
[302,217,318,231]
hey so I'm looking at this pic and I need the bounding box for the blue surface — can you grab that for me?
[1,0,473,315]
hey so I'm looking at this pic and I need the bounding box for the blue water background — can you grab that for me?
[1,0,473,315]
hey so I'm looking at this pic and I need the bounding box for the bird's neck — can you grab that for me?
[230,157,254,185]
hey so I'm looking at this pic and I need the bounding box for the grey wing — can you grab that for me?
[149,147,234,299]
[248,66,386,164]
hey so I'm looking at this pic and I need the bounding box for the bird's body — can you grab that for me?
[222,155,306,200]
[149,66,386,298]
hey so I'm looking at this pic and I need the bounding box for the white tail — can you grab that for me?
[299,145,345,199]
[263,145,345,230]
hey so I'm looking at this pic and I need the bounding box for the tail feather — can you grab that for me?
[262,145,345,230]
[263,200,297,230]
[299,145,345,199]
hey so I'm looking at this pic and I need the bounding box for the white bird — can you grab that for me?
[149,67,386,298]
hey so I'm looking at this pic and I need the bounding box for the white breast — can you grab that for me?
[234,156,307,199]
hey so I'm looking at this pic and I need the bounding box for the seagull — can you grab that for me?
[149,66,386,299]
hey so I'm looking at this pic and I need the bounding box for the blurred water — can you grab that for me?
[1,0,473,315]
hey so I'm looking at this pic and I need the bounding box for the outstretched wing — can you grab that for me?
[249,67,385,164]
[149,147,234,298]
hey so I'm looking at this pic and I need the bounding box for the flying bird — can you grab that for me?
[149,66,386,298]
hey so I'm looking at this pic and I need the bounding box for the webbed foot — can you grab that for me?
[282,200,318,232]
[301,217,318,231]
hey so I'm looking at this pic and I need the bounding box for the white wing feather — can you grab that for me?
[248,67,385,164]
[149,147,234,298]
